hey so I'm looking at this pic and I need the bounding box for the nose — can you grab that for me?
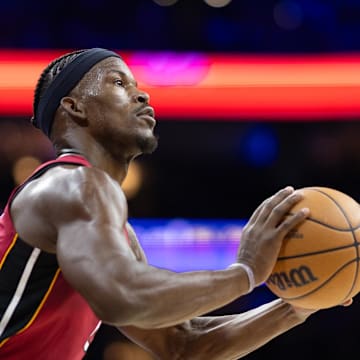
[133,90,150,104]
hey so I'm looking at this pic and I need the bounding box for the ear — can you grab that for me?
[60,97,88,126]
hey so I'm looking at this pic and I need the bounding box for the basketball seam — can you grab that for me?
[311,188,360,302]
[286,214,360,231]
[277,243,359,260]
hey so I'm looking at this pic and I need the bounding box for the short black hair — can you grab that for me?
[32,49,85,128]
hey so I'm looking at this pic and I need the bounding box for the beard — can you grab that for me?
[136,133,159,154]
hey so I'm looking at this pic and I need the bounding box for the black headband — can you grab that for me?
[32,48,121,137]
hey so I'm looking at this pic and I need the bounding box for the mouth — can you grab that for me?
[137,106,156,129]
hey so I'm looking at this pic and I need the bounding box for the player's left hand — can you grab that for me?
[289,297,353,321]
[341,298,353,306]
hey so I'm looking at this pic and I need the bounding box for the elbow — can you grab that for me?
[83,283,136,325]
[88,289,152,327]
[90,297,142,327]
[93,301,168,329]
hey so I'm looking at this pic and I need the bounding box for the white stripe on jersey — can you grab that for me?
[0,248,41,336]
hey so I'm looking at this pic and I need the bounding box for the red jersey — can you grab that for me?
[0,154,100,360]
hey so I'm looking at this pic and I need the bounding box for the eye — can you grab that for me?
[114,79,124,87]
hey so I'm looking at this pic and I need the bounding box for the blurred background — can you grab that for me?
[1,0,360,358]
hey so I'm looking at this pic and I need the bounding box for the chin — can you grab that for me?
[137,134,159,154]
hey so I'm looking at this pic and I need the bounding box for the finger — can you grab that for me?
[265,190,306,228]
[276,207,309,236]
[254,186,295,225]
[341,298,353,306]
[247,186,294,224]
[246,201,266,225]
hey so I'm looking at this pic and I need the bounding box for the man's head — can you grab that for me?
[32,48,158,158]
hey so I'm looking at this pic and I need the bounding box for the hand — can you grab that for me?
[341,298,353,307]
[236,186,309,286]
[290,297,353,322]
[289,304,318,322]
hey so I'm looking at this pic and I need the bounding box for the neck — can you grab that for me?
[55,136,133,185]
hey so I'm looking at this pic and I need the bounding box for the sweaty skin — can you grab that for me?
[10,56,329,359]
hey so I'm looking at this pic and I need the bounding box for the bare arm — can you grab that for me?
[120,223,351,360]
[12,166,308,329]
[119,299,316,360]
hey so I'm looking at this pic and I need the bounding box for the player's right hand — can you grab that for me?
[236,186,309,287]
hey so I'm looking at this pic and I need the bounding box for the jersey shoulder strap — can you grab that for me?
[27,154,91,180]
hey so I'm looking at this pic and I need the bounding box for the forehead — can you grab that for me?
[88,56,135,81]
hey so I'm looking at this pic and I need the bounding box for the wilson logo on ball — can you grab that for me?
[267,265,318,290]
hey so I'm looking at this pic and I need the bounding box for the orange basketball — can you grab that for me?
[266,186,360,309]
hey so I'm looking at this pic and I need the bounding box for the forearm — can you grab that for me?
[120,299,313,360]
[107,264,250,329]
[59,220,252,329]
[181,299,311,360]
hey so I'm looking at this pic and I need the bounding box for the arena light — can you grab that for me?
[152,0,179,6]
[204,0,233,8]
[122,161,144,200]
[12,156,41,185]
[1,49,360,120]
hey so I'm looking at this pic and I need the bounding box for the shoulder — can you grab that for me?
[17,165,124,209]
[11,165,127,251]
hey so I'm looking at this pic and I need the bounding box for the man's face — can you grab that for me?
[76,56,158,157]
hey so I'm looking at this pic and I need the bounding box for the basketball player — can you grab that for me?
[0,48,348,360]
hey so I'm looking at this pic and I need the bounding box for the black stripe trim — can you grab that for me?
[0,238,58,341]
